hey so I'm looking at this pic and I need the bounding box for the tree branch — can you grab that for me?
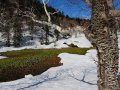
[107,0,114,9]
[82,0,92,8]
[22,14,62,32]
[49,11,59,15]
[42,0,51,23]
[110,10,120,17]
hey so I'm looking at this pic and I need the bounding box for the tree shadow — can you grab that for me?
[17,71,61,90]
[68,69,97,85]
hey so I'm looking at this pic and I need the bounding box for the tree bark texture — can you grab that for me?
[84,0,120,90]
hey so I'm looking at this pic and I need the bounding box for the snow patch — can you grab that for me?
[25,74,34,79]
[0,50,98,90]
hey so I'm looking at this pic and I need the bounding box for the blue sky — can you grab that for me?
[39,0,120,19]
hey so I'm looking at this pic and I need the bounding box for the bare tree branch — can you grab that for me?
[42,0,51,23]
[66,0,91,11]
[110,10,120,17]
[23,15,62,31]
[107,0,114,9]
[82,0,92,8]
[49,10,59,15]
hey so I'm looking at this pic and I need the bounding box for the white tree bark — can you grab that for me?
[42,0,51,23]
[23,14,62,32]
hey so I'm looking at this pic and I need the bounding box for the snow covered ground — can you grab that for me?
[0,50,98,90]
[0,33,119,90]
[0,34,92,52]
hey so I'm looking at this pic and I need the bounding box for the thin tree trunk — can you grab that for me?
[84,0,119,90]
[42,0,51,23]
[44,25,49,45]
[13,17,22,47]
[6,26,11,47]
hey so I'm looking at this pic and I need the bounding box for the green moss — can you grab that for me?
[0,48,93,70]
[68,43,78,48]
[0,47,95,82]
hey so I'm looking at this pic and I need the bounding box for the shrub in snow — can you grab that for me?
[68,43,78,48]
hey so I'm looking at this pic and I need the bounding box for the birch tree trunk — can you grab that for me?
[85,0,120,90]
[42,0,51,23]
